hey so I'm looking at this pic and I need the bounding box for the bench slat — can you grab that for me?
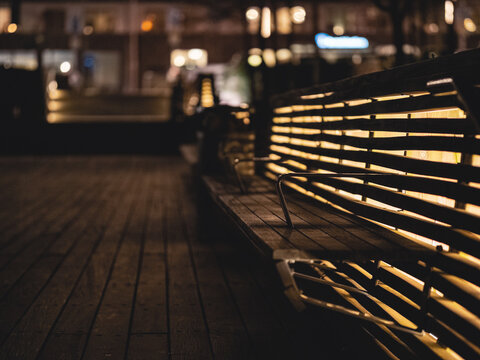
[273,132,480,155]
[280,175,480,258]
[272,118,476,135]
[270,143,480,182]
[269,151,480,207]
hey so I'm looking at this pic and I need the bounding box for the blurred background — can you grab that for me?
[0,0,479,152]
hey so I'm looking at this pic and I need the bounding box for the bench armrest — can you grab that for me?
[276,172,394,228]
[233,157,285,193]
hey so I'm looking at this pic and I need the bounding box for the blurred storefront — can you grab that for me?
[0,0,479,96]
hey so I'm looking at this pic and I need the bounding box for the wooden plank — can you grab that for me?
[82,159,154,360]
[263,191,424,256]
[431,271,480,318]
[289,174,480,234]
[276,94,460,118]
[272,48,480,107]
[217,194,297,257]
[0,162,99,258]
[166,161,213,360]
[179,202,253,360]
[237,194,327,252]
[127,334,168,360]
[0,167,110,346]
[130,163,168,336]
[0,160,66,235]
[427,315,480,360]
[211,235,296,359]
[259,191,388,255]
[270,150,480,207]
[427,297,480,347]
[36,334,87,360]
[38,158,147,360]
[0,159,133,359]
[272,117,476,135]
[275,132,480,155]
[270,142,480,182]
[286,176,479,257]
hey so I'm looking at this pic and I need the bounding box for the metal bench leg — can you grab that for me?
[275,259,425,336]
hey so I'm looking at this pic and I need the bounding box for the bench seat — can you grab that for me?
[203,175,432,263]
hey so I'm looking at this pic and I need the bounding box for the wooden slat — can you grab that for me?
[273,118,476,135]
[427,297,480,347]
[426,315,480,360]
[277,94,460,118]
[0,161,135,359]
[273,159,480,234]
[431,271,480,319]
[269,151,480,207]
[270,142,480,182]
[285,176,480,257]
[273,48,480,107]
[264,191,429,255]
[82,160,154,359]
[273,132,480,155]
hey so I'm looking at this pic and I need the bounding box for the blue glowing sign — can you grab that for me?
[315,33,369,49]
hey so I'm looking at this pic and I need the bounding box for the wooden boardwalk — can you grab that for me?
[0,156,383,360]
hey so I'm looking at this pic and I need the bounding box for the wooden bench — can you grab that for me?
[202,49,480,360]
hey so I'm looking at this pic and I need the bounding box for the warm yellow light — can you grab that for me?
[263,48,276,68]
[291,6,306,24]
[261,7,272,38]
[7,23,17,33]
[47,101,61,112]
[141,19,153,32]
[60,61,71,73]
[425,23,439,34]
[445,1,454,25]
[246,7,260,21]
[333,24,344,36]
[173,54,186,67]
[276,7,292,34]
[464,18,477,32]
[188,48,203,61]
[248,54,262,67]
[276,48,292,63]
[47,113,59,123]
[48,81,58,93]
[352,54,362,65]
[83,25,93,35]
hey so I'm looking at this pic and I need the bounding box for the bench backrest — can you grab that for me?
[266,49,480,359]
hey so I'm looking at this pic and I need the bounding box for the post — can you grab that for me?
[126,0,139,93]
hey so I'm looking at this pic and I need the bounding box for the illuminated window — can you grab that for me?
[276,7,292,34]
[0,7,10,33]
[0,50,38,70]
[85,12,115,33]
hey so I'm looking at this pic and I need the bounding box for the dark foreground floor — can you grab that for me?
[0,156,384,360]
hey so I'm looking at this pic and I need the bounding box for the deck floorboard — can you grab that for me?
[0,155,383,360]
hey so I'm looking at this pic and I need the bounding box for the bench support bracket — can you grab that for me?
[277,259,425,336]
